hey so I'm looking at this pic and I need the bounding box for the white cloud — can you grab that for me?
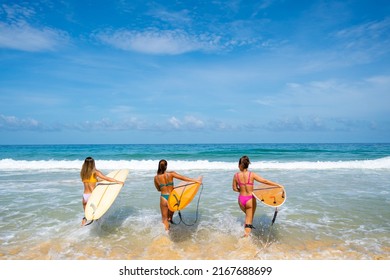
[0,114,41,130]
[168,116,181,128]
[334,17,390,43]
[94,28,218,55]
[71,117,150,131]
[0,112,224,133]
[149,7,192,26]
[0,4,69,52]
[1,3,35,20]
[264,115,380,133]
[183,116,205,128]
[167,116,207,130]
[0,23,68,51]
[332,17,390,60]
[365,75,390,86]
[265,116,326,132]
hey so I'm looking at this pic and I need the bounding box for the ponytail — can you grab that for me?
[239,155,250,169]
[157,159,167,174]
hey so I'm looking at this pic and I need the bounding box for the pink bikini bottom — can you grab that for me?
[238,194,254,206]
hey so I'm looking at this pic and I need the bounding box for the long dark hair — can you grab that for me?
[157,159,167,175]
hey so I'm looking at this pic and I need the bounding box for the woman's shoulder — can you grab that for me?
[155,171,171,178]
[249,171,260,179]
[233,172,241,181]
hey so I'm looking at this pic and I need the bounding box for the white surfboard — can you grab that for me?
[85,169,129,221]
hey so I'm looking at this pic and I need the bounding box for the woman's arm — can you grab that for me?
[171,171,201,184]
[232,176,239,192]
[95,170,124,184]
[252,172,283,188]
[154,176,161,192]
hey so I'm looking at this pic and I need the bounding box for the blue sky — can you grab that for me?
[0,0,389,144]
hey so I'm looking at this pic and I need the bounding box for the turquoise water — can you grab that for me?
[1,143,389,161]
[0,143,389,259]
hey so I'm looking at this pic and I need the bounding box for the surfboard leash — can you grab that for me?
[173,182,204,226]
[84,220,94,226]
[271,207,278,225]
[260,207,278,250]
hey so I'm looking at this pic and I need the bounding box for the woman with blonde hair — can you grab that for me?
[233,155,283,237]
[80,157,123,225]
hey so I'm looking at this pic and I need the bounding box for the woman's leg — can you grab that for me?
[160,197,170,231]
[81,197,87,226]
[244,198,257,237]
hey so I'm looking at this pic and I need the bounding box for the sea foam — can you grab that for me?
[1,157,389,171]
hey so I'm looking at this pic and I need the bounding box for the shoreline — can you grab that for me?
[1,231,388,260]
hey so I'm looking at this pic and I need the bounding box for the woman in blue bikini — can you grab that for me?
[233,155,283,237]
[154,159,200,231]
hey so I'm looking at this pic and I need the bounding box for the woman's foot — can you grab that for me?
[81,217,87,226]
[244,224,255,237]
[163,220,170,231]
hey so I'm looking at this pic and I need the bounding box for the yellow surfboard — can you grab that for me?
[85,169,129,220]
[168,176,202,212]
[252,184,286,207]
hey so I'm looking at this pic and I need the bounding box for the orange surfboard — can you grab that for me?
[252,184,286,207]
[168,176,202,212]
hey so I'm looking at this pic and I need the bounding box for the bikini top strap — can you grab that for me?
[157,172,172,187]
[247,171,251,184]
[236,171,253,186]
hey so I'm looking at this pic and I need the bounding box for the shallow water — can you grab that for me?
[0,144,389,260]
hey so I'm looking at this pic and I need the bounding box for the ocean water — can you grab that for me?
[0,143,389,260]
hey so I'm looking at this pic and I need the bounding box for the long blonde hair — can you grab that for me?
[80,157,96,181]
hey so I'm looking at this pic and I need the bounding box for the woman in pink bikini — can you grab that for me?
[233,155,283,237]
